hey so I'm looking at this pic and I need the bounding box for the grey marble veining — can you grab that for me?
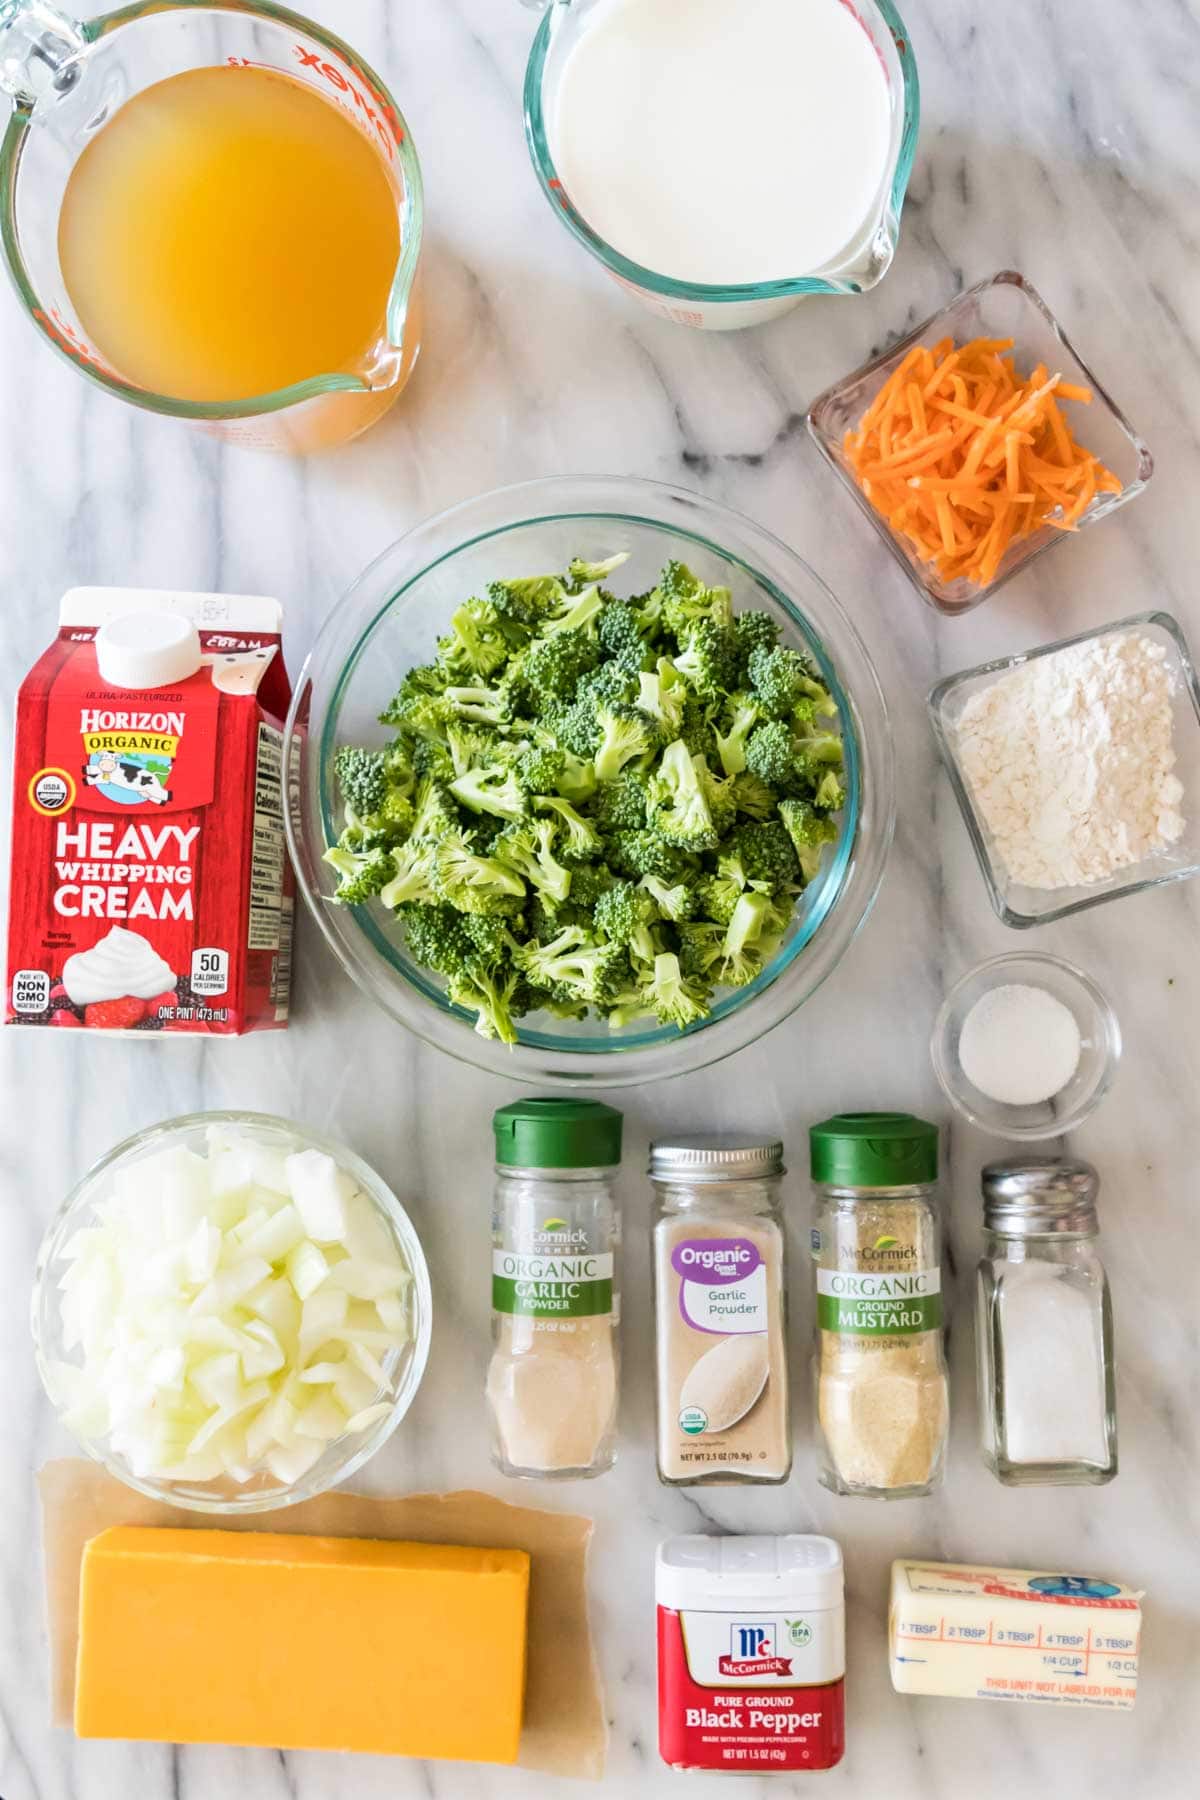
[1,1,1198,1795]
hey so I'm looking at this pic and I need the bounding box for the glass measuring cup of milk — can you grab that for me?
[523,0,919,330]
[0,0,423,451]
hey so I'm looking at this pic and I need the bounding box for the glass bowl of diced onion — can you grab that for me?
[31,1111,432,1514]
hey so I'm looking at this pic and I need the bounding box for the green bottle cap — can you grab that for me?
[809,1112,939,1187]
[493,1097,624,1170]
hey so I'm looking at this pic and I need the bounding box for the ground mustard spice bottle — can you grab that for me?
[809,1113,948,1498]
[651,1136,790,1486]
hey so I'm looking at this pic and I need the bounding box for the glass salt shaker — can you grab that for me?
[977,1158,1117,1486]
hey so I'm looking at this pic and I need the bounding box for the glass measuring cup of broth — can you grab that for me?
[0,0,423,450]
[522,0,919,330]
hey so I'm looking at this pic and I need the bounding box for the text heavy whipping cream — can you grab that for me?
[6,588,294,1036]
[657,1535,846,1772]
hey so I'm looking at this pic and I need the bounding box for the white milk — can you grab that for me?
[551,0,894,287]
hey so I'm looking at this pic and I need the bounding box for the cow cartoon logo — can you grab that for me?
[82,745,174,806]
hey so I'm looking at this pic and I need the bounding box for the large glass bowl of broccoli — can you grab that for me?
[284,476,894,1084]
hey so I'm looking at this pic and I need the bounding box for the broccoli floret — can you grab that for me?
[636,658,689,742]
[647,740,717,850]
[676,694,716,761]
[324,842,397,906]
[379,837,441,909]
[639,873,697,922]
[656,561,733,640]
[676,921,725,984]
[559,749,598,803]
[606,830,691,883]
[718,891,782,989]
[730,820,800,894]
[564,862,614,909]
[334,745,390,821]
[436,596,510,680]
[779,797,840,883]
[444,724,498,781]
[549,692,603,761]
[379,664,445,730]
[518,927,627,1007]
[440,683,516,727]
[733,609,780,670]
[747,644,818,720]
[731,769,777,820]
[693,753,738,839]
[597,600,650,674]
[449,763,528,823]
[793,731,846,790]
[814,769,847,813]
[640,951,709,1030]
[544,583,605,638]
[594,703,659,782]
[713,694,760,777]
[521,627,599,702]
[744,719,797,789]
[536,794,603,861]
[486,574,569,629]
[513,743,565,795]
[492,818,572,906]
[447,964,524,1043]
[693,871,743,928]
[408,776,460,843]
[594,880,660,966]
[567,552,630,589]
[592,769,650,833]
[432,835,526,913]
[401,902,472,975]
[674,618,739,700]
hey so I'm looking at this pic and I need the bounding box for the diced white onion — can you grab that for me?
[49,1132,413,1486]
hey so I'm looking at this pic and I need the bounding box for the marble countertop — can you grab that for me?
[2,1,1198,1794]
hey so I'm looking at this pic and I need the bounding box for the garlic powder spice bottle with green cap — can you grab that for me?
[810,1113,948,1498]
[486,1097,622,1479]
[651,1136,791,1486]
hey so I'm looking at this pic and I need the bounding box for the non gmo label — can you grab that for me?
[492,1249,614,1319]
[11,969,50,1014]
[816,1266,942,1335]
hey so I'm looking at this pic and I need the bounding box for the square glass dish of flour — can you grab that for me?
[807,271,1153,615]
[930,610,1200,926]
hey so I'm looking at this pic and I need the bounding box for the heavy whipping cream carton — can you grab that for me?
[657,1535,846,1772]
[6,588,294,1036]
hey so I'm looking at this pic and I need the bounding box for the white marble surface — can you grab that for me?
[2,0,1199,1794]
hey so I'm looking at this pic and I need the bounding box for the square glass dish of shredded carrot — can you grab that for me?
[841,336,1122,589]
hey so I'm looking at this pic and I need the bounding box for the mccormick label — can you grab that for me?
[6,588,294,1037]
[658,1605,845,1772]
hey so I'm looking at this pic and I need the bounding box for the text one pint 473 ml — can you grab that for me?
[657,1534,845,1773]
[5,587,294,1036]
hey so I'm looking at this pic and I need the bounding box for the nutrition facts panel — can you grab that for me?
[248,722,286,951]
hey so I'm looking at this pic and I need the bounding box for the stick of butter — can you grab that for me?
[76,1526,530,1760]
[889,1559,1142,1711]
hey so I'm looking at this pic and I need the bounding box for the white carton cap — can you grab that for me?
[657,1535,844,1613]
[95,611,203,689]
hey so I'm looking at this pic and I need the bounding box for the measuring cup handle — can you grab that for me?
[0,0,87,106]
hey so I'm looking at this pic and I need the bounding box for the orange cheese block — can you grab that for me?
[75,1526,531,1762]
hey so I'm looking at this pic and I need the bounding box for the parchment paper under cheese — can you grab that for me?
[39,1458,605,1779]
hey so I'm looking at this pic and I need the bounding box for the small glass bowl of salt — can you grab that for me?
[931,952,1120,1140]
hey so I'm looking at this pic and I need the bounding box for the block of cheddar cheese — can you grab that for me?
[75,1526,531,1761]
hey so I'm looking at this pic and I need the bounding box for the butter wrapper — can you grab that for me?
[889,1559,1142,1711]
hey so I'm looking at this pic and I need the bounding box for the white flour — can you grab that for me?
[954,630,1185,889]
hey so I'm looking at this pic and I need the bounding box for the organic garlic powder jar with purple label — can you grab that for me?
[650,1137,790,1486]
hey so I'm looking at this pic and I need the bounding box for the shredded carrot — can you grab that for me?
[840,334,1121,589]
